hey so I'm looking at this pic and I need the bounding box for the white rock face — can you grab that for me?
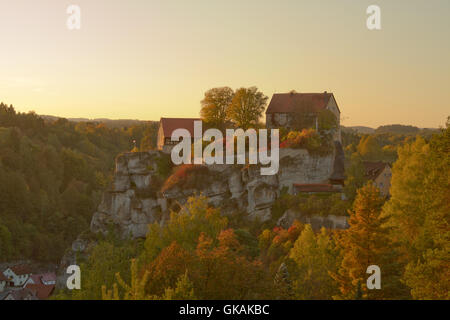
[91,151,165,238]
[90,145,347,239]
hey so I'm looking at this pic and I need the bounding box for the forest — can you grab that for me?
[0,102,158,262]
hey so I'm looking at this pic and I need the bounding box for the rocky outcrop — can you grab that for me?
[90,145,347,238]
[91,151,166,238]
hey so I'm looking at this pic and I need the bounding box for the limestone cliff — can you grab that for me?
[90,145,347,238]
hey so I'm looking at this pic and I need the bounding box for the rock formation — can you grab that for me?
[90,145,347,239]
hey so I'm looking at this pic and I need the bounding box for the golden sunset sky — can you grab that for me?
[0,0,449,127]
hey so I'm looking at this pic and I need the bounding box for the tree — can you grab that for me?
[289,225,340,299]
[144,241,193,296]
[332,184,406,299]
[383,121,449,299]
[162,271,196,300]
[274,262,293,299]
[140,122,159,151]
[191,229,273,299]
[343,153,366,202]
[227,87,268,129]
[200,87,234,130]
[70,239,141,300]
[357,135,382,160]
[141,195,228,264]
[103,259,153,300]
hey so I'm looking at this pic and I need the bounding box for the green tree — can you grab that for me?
[227,87,268,129]
[383,120,449,299]
[289,225,340,299]
[357,135,382,160]
[344,153,366,202]
[162,271,196,300]
[200,87,234,130]
[141,195,228,264]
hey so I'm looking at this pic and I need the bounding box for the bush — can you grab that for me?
[161,164,209,192]
[280,129,333,156]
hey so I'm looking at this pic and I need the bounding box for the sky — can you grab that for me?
[0,0,449,128]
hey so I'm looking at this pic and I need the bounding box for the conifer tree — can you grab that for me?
[331,184,405,299]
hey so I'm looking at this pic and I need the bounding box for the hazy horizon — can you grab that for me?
[1,0,449,128]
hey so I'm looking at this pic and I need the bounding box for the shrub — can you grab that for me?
[161,164,209,192]
[280,129,333,156]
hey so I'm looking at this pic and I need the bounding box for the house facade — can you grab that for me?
[363,161,392,196]
[157,118,201,153]
[265,91,341,142]
[3,265,32,287]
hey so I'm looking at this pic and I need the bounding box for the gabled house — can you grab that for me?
[265,91,341,142]
[3,265,32,287]
[40,273,57,286]
[157,118,201,153]
[363,161,392,196]
[23,274,42,287]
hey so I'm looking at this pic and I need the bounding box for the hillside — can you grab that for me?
[0,102,158,263]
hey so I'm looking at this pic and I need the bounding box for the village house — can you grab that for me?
[265,91,341,142]
[1,267,56,300]
[23,272,56,287]
[157,117,201,153]
[0,287,37,300]
[363,161,392,196]
[2,265,32,287]
[40,272,57,286]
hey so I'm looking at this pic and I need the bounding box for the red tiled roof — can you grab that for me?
[25,283,55,300]
[40,272,56,283]
[363,161,389,180]
[10,264,32,275]
[0,273,8,281]
[30,274,42,284]
[294,183,337,193]
[160,118,201,138]
[266,92,338,114]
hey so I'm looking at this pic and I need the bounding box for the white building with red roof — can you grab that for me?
[157,117,201,153]
[2,264,32,287]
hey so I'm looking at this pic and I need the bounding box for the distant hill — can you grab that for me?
[343,125,439,135]
[375,124,420,135]
[343,126,375,134]
[41,115,157,128]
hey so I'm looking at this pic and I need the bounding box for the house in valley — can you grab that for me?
[1,288,37,300]
[363,161,392,196]
[40,273,57,286]
[2,265,32,287]
[265,91,341,142]
[157,118,201,153]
